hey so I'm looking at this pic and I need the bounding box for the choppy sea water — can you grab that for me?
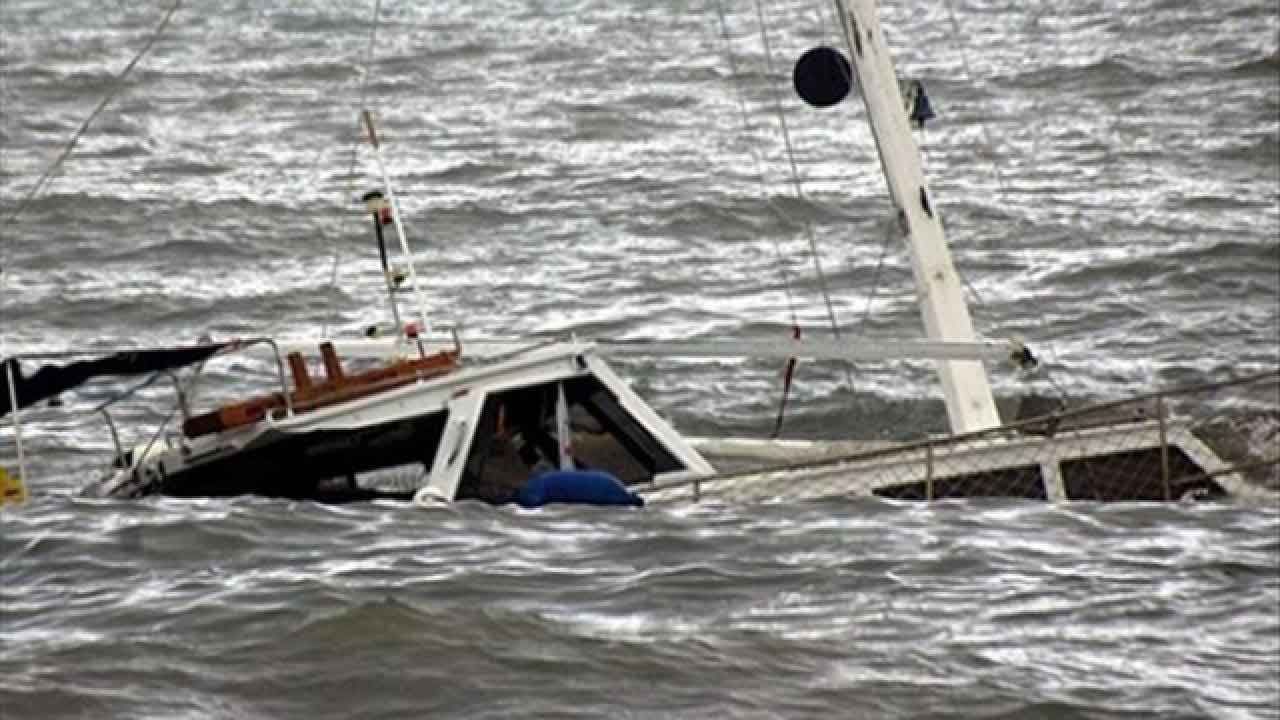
[1,1,1278,718]
[3,498,1278,719]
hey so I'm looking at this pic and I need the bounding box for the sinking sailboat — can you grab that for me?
[3,0,1276,507]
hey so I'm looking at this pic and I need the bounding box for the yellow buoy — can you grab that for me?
[0,466,26,506]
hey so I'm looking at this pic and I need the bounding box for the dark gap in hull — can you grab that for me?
[1061,447,1225,501]
[158,412,448,503]
[874,464,1047,500]
[455,376,685,503]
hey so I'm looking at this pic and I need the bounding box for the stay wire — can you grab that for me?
[941,0,1010,199]
[856,216,897,331]
[933,0,1014,316]
[708,0,800,331]
[344,0,383,202]
[2,0,184,232]
[942,0,1076,404]
[711,1,814,438]
[751,0,841,336]
[811,0,898,339]
[321,0,383,339]
[750,0,857,394]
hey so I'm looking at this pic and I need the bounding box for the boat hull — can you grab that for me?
[644,420,1268,506]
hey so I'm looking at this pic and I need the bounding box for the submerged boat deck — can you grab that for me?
[647,370,1279,506]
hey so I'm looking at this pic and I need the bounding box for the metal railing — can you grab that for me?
[644,369,1280,504]
[98,337,292,474]
[2,338,292,487]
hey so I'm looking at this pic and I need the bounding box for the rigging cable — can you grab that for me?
[320,0,384,339]
[344,0,384,202]
[713,1,864,435]
[749,0,860,410]
[855,216,898,332]
[750,1,848,351]
[813,0,986,329]
[940,0,1010,199]
[940,0,1077,406]
[1,1,181,483]
[811,0,900,341]
[708,1,802,330]
[919,4,992,315]
[710,0,808,438]
[2,0,184,231]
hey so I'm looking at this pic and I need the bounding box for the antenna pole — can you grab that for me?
[360,110,432,339]
[361,191,405,334]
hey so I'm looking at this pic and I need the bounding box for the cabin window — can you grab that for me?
[1060,447,1223,501]
[165,410,448,502]
[874,464,1046,500]
[456,375,684,503]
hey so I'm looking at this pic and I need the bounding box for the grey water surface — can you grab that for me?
[1,1,1278,718]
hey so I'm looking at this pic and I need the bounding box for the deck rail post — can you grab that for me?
[5,358,27,489]
[101,409,124,466]
[258,339,293,417]
[162,371,190,424]
[1156,394,1171,501]
[925,441,935,501]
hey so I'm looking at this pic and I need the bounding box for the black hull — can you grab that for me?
[156,413,447,503]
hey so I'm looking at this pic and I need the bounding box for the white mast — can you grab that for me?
[835,0,1001,434]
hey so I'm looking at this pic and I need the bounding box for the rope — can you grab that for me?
[2,0,184,230]
[816,0,902,345]
[751,1,843,339]
[856,216,898,331]
[321,0,384,339]
[885,10,989,316]
[344,0,383,200]
[711,0,817,438]
[941,0,1081,403]
[941,0,1010,199]
[283,2,385,207]
[750,0,858,395]
[708,0,801,330]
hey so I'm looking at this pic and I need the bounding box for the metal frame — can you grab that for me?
[83,339,720,501]
[641,370,1280,504]
[2,338,292,490]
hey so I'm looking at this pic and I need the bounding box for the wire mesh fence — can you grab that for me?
[643,370,1280,506]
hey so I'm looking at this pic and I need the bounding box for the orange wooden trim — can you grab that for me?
[287,352,312,394]
[183,350,460,439]
[320,342,345,384]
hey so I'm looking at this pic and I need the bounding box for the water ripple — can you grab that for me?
[2,0,1279,717]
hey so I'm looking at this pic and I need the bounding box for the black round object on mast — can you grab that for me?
[793,46,853,108]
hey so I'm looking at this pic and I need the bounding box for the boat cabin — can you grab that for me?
[87,341,715,503]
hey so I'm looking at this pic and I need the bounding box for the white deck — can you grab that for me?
[644,420,1273,506]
